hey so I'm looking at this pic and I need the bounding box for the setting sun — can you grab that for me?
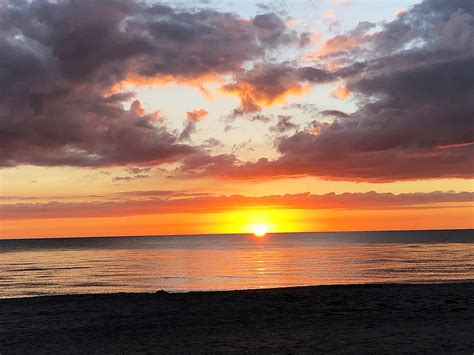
[252,224,268,237]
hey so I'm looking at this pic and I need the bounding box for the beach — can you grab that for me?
[1,282,473,353]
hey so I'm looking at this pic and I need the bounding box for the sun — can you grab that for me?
[252,224,268,238]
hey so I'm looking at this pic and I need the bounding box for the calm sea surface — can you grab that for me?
[1,230,473,298]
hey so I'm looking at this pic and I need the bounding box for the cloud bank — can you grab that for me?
[1,0,472,183]
[1,191,472,220]
[186,0,474,181]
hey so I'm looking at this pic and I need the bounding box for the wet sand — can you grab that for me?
[1,283,473,353]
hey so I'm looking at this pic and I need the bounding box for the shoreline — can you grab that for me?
[1,282,473,353]
[2,280,474,301]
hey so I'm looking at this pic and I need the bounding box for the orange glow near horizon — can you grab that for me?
[1,205,473,239]
[1,0,473,243]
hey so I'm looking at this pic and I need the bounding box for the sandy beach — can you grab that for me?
[1,282,473,353]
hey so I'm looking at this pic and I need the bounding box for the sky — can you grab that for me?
[0,0,473,238]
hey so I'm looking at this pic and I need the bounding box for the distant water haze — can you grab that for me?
[1,230,473,299]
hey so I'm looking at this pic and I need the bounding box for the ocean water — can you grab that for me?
[1,230,473,298]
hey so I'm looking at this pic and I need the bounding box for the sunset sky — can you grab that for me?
[1,0,473,238]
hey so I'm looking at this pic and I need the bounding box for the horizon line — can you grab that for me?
[1,227,472,242]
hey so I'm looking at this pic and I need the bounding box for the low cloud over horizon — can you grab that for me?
[1,190,472,220]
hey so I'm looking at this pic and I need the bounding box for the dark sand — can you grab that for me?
[1,283,473,353]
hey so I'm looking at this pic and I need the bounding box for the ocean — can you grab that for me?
[1,229,473,298]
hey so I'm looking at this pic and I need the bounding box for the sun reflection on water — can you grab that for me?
[1,233,473,298]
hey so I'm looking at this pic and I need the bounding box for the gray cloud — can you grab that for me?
[319,110,350,118]
[0,0,297,167]
[270,115,299,133]
[113,175,150,182]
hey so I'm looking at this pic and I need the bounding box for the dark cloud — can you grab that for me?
[111,166,153,182]
[231,139,253,154]
[117,190,214,198]
[371,1,473,55]
[249,114,273,123]
[283,103,320,117]
[201,137,223,149]
[2,191,472,220]
[319,110,349,118]
[112,174,150,182]
[270,115,299,133]
[126,167,153,175]
[180,152,239,176]
[0,0,297,167]
[179,123,197,142]
[0,91,195,166]
[252,13,287,44]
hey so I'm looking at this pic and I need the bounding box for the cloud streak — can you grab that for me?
[1,191,472,220]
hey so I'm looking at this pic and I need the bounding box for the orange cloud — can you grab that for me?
[323,35,359,55]
[109,73,222,97]
[395,8,407,17]
[222,81,311,113]
[1,191,472,220]
[220,64,337,115]
[330,85,351,99]
[307,35,360,61]
[305,21,374,64]
[186,109,209,122]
